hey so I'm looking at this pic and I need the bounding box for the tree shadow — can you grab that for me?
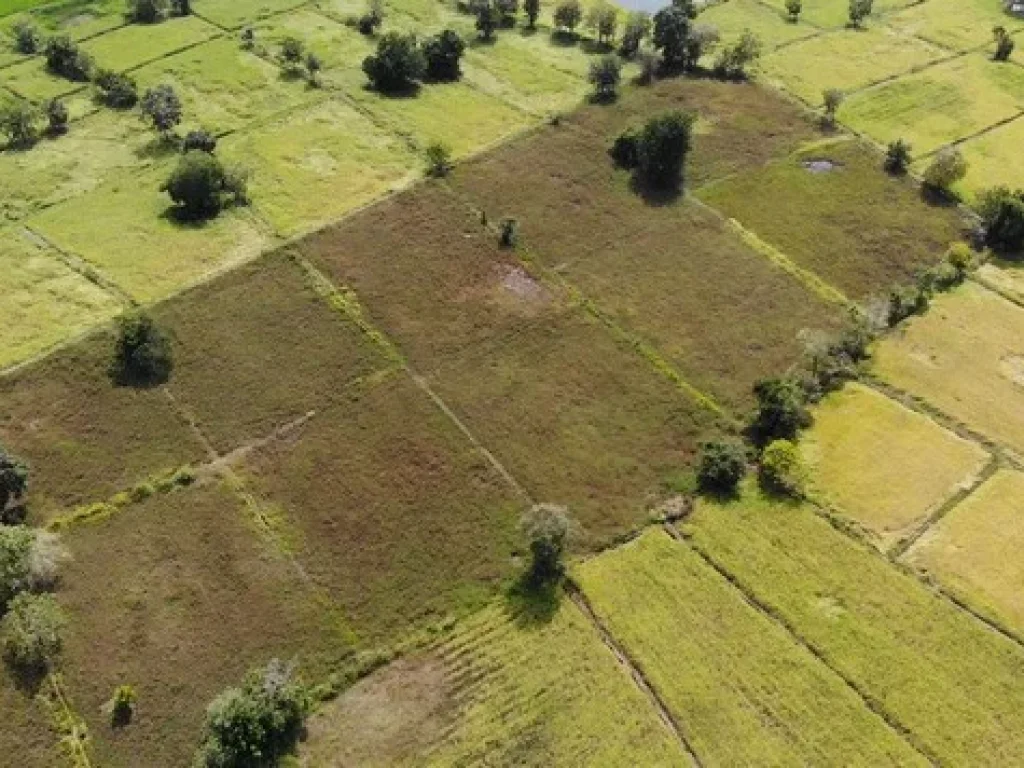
[919,184,960,208]
[629,172,683,206]
[7,660,48,697]
[362,80,422,98]
[135,135,180,161]
[504,572,562,629]
[581,38,612,55]
[586,90,619,105]
[549,29,579,47]
[468,35,498,49]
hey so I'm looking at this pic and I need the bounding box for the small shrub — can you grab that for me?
[750,377,810,443]
[239,26,255,49]
[521,504,570,586]
[553,0,582,33]
[0,447,28,519]
[44,36,93,81]
[141,84,183,136]
[182,128,217,153]
[358,0,384,35]
[586,1,617,46]
[422,29,465,81]
[922,146,967,197]
[425,140,452,177]
[848,0,872,27]
[759,439,806,497]
[305,52,322,86]
[0,101,39,149]
[94,69,139,108]
[499,216,518,247]
[822,88,844,127]
[588,55,621,101]
[714,30,761,79]
[636,110,696,190]
[111,684,137,726]
[993,25,1015,61]
[279,36,304,71]
[127,0,168,23]
[945,241,975,274]
[886,283,929,326]
[697,439,747,495]
[496,0,519,27]
[883,138,911,175]
[473,0,500,40]
[2,593,65,672]
[977,186,1024,253]
[785,0,801,22]
[524,0,541,27]
[12,22,40,54]
[111,310,173,386]
[44,99,69,135]
[170,0,191,14]
[362,32,426,92]
[610,126,641,168]
[619,11,651,57]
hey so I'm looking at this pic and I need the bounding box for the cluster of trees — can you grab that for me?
[612,110,697,191]
[126,0,191,23]
[362,28,467,92]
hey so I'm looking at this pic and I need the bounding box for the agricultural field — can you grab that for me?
[801,382,991,549]
[888,0,1024,51]
[904,469,1024,636]
[761,0,919,29]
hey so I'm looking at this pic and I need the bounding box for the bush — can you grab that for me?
[305,52,322,85]
[922,147,967,196]
[759,439,806,497]
[141,84,182,136]
[524,0,540,27]
[45,99,69,135]
[182,129,217,153]
[521,504,570,586]
[0,446,28,519]
[170,0,191,14]
[886,283,929,326]
[195,659,310,768]
[993,25,1015,62]
[697,439,747,495]
[610,126,641,168]
[278,36,305,73]
[362,32,426,92]
[750,377,809,443]
[636,110,696,190]
[357,0,384,35]
[714,30,761,78]
[822,88,844,127]
[652,5,694,70]
[422,29,465,80]
[637,51,659,84]
[12,22,40,54]
[496,0,519,26]
[848,0,872,27]
[553,0,582,33]
[111,684,137,726]
[588,55,621,101]
[94,69,139,108]
[586,1,617,45]
[0,101,39,149]
[1,593,65,672]
[239,26,255,49]
[425,141,452,177]
[128,0,168,23]
[44,36,93,81]
[977,186,1024,253]
[473,0,500,40]
[0,527,67,611]
[785,0,801,22]
[799,315,875,398]
[111,310,173,386]
[499,216,518,247]
[883,138,911,175]
[619,11,651,57]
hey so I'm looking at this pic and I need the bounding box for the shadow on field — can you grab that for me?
[504,574,561,628]
[629,174,683,207]
[362,81,422,99]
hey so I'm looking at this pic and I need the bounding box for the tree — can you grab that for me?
[305,52,322,86]
[848,0,872,28]
[44,36,93,81]
[523,0,540,28]
[182,128,217,153]
[422,29,465,80]
[499,216,518,246]
[278,36,305,73]
[993,25,1015,61]
[750,377,809,442]
[358,0,384,35]
[0,528,66,609]
[822,87,844,127]
[0,101,39,149]
[521,504,570,586]
[653,5,694,70]
[670,0,699,18]
[714,30,761,78]
[636,110,696,189]
[611,126,641,168]
[978,186,1024,252]
[111,684,137,726]
[759,439,806,496]
[553,0,583,34]
[362,32,426,92]
[94,69,139,108]
[111,310,174,385]
[685,23,720,69]
[195,659,310,768]
[697,439,747,495]
[141,84,182,137]
[170,0,191,14]
[586,2,618,46]
[474,0,500,40]
[619,11,651,57]
[922,147,967,196]
[495,0,519,27]
[425,141,452,176]
[12,22,39,54]
[588,55,621,101]
[45,99,69,135]
[883,138,911,174]
[1,593,65,672]
[127,0,168,23]
[0,446,28,518]
[785,0,801,22]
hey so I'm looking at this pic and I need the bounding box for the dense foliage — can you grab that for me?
[1,593,66,672]
[111,311,174,385]
[522,504,570,585]
[750,377,810,443]
[697,440,747,494]
[363,32,426,92]
[978,186,1024,252]
[422,29,465,81]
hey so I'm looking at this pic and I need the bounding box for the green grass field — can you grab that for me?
[873,280,1024,457]
[888,0,1024,51]
[682,488,1024,765]
[576,529,925,765]
[0,666,62,768]
[191,0,307,29]
[699,0,818,51]
[79,13,220,72]
[0,0,125,41]
[0,55,87,101]
[760,0,918,29]
[904,469,1024,636]
[802,382,990,548]
[952,114,1024,203]
[0,228,121,368]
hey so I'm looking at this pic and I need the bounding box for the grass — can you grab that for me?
[156,251,390,452]
[0,227,122,368]
[760,0,919,28]
[0,55,87,101]
[682,487,1024,765]
[699,0,819,51]
[79,13,221,72]
[0,329,208,520]
[55,480,346,768]
[249,6,374,73]
[975,260,1024,304]
[191,0,307,29]
[132,36,321,133]
[0,0,125,41]
[888,0,1024,51]
[427,309,721,545]
[220,98,417,237]
[577,529,926,765]
[759,26,944,106]
[0,666,61,768]
[904,468,1024,635]
[872,280,1024,457]
[27,162,274,303]
[0,0,54,17]
[238,373,525,644]
[951,114,1024,202]
[696,137,967,299]
[801,382,991,548]
[841,52,1024,156]
[299,181,569,368]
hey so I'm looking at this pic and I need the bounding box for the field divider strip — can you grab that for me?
[915,109,1024,161]
[664,522,941,765]
[970,269,1024,310]
[41,673,93,768]
[565,581,703,767]
[120,28,228,76]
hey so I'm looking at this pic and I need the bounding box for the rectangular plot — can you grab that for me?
[0,228,121,369]
[428,311,720,545]
[802,382,990,548]
[0,56,86,101]
[699,0,818,50]
[220,98,417,237]
[80,14,220,72]
[889,0,1024,51]
[27,163,274,303]
[951,114,1024,203]
[842,53,1024,155]
[578,530,925,766]
[250,6,374,72]
[696,138,966,299]
[299,182,569,368]
[192,0,307,29]
[0,331,208,519]
[0,0,124,41]
[761,0,918,28]
[904,469,1024,636]
[759,26,943,106]
[156,251,390,452]
[239,374,525,643]
[873,281,1024,457]
[56,482,343,768]
[683,489,1024,765]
